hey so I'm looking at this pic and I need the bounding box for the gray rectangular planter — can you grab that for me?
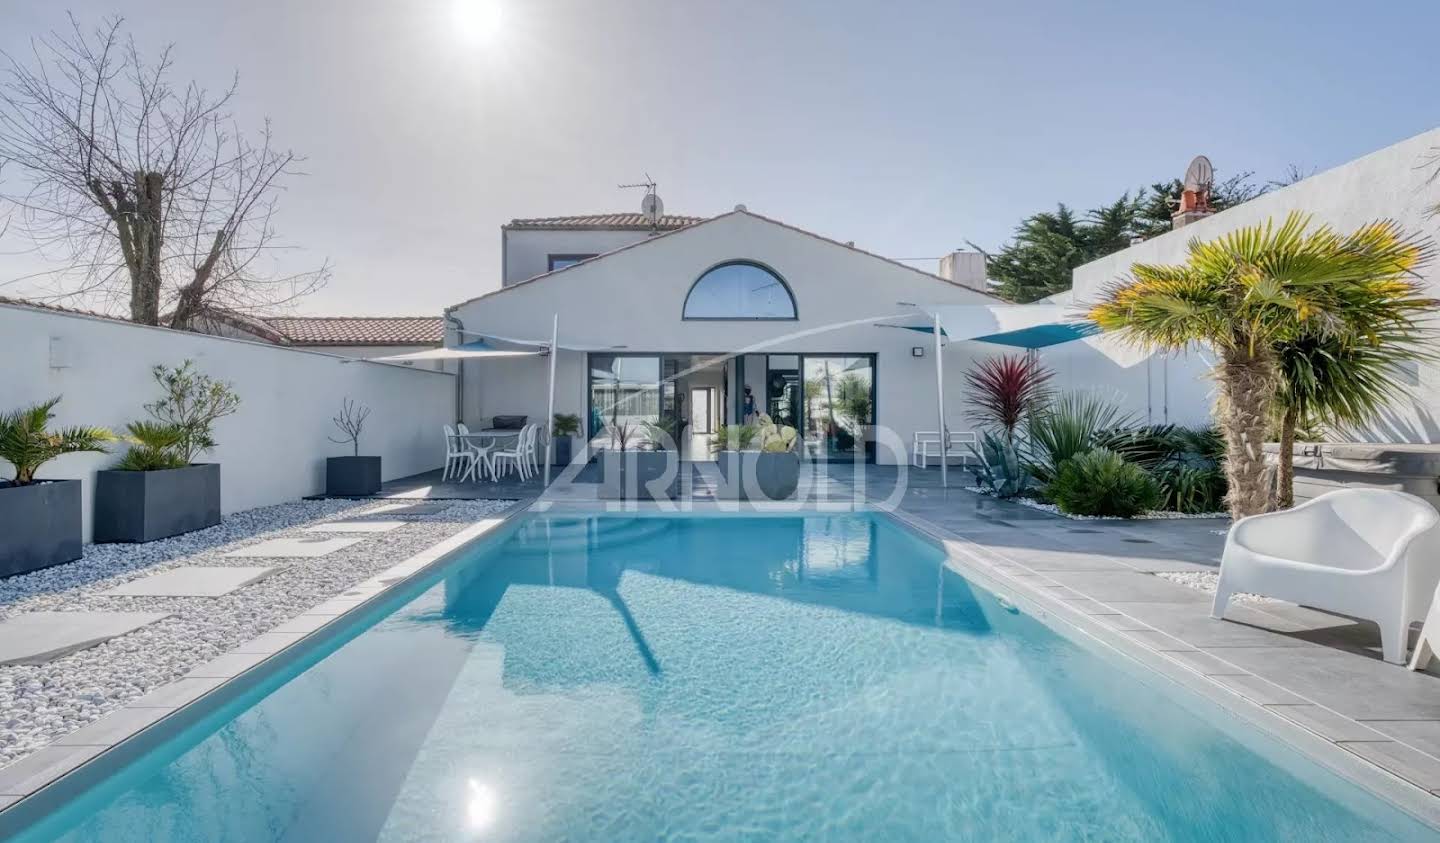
[715,450,801,500]
[552,436,573,467]
[599,450,678,500]
[94,464,222,543]
[0,479,82,577]
[326,456,382,497]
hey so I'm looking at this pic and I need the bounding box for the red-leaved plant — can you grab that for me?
[963,354,1054,440]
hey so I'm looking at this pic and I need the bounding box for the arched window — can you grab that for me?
[682,261,797,320]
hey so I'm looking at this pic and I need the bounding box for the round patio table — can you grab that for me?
[455,430,523,482]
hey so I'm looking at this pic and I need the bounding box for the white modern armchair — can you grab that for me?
[1212,489,1440,664]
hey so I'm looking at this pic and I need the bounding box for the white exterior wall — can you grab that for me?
[0,304,454,541]
[502,228,665,285]
[1071,127,1440,441]
[455,212,998,464]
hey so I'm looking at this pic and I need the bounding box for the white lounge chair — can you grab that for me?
[1212,488,1440,664]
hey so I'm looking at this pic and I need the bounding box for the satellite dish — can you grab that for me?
[1184,155,1214,192]
[640,192,664,224]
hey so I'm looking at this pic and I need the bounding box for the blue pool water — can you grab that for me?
[6,513,1436,841]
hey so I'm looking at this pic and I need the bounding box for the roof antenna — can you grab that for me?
[619,175,663,231]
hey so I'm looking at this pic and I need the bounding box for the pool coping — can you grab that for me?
[0,498,537,818]
[880,506,1440,831]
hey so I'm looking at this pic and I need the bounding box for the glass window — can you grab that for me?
[548,254,598,272]
[803,356,874,460]
[683,261,796,320]
[588,355,661,449]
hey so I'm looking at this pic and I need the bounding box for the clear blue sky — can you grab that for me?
[4,0,1439,315]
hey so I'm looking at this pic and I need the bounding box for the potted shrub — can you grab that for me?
[552,413,580,466]
[325,398,380,496]
[599,419,678,500]
[94,361,239,543]
[0,398,113,575]
[715,414,801,501]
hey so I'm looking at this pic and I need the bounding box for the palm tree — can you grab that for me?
[1089,213,1434,519]
[1272,326,1436,508]
[0,397,114,485]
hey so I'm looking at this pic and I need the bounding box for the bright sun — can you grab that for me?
[453,0,502,45]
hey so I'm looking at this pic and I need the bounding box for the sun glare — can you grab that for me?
[453,0,503,45]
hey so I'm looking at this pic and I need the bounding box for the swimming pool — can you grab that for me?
[3,512,1435,841]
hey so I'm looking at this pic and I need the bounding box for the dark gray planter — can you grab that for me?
[716,450,801,500]
[94,463,221,543]
[552,436,572,467]
[599,450,678,500]
[326,456,382,497]
[0,479,82,576]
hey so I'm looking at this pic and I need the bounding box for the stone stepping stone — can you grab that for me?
[100,566,277,597]
[0,611,171,666]
[302,520,404,534]
[366,502,452,516]
[225,536,364,558]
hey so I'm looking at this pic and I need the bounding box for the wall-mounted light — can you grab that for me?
[911,346,925,358]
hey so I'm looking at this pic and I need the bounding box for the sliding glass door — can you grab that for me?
[801,355,875,461]
[588,355,661,450]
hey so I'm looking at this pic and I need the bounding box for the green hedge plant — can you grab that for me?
[1046,448,1161,518]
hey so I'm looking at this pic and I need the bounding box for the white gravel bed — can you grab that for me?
[1153,571,1280,605]
[965,487,1229,521]
[0,497,514,769]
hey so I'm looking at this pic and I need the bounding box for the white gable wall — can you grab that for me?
[503,228,666,285]
[454,212,1001,463]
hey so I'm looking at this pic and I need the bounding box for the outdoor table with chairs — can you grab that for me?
[443,418,543,483]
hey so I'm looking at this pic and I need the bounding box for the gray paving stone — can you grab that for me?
[1091,614,1153,632]
[301,520,405,534]
[1339,741,1440,791]
[1044,570,1212,604]
[128,676,227,708]
[100,566,276,597]
[992,548,1131,573]
[1055,596,1121,615]
[1268,705,1389,742]
[0,793,21,811]
[1210,673,1308,705]
[1358,720,1440,759]
[55,706,174,746]
[0,611,172,666]
[187,651,272,678]
[1215,646,1440,720]
[367,502,453,516]
[231,632,307,654]
[225,536,364,558]
[1119,629,1198,651]
[270,614,335,634]
[0,744,105,795]
[1164,649,1248,676]
[1114,602,1318,649]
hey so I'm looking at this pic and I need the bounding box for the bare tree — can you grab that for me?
[0,15,328,325]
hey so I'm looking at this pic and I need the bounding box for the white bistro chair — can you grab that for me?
[441,425,475,482]
[912,429,978,469]
[491,424,538,480]
[1212,489,1440,664]
[455,423,495,482]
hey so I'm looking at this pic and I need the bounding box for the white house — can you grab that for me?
[446,208,1170,464]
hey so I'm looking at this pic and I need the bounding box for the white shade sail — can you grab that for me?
[365,339,544,363]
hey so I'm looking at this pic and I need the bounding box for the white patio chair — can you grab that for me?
[491,424,537,481]
[441,425,474,482]
[455,423,494,482]
[1212,489,1440,664]
[912,429,977,468]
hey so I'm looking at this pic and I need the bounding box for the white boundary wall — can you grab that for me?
[1072,127,1440,442]
[1,303,454,541]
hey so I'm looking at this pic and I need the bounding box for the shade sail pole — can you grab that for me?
[934,310,947,489]
[543,313,559,488]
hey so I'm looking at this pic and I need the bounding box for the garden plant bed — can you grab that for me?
[964,487,1229,521]
[0,497,513,770]
[1153,570,1281,604]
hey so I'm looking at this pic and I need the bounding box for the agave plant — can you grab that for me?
[970,431,1029,497]
[0,397,114,485]
[1089,212,1437,518]
[962,354,1054,441]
